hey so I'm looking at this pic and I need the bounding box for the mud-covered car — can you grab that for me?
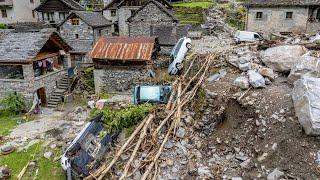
[133,85,172,105]
[61,115,117,179]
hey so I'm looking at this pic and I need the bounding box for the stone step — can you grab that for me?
[49,98,61,103]
[50,96,61,100]
[47,104,58,108]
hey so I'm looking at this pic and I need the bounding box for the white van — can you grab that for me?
[234,31,264,43]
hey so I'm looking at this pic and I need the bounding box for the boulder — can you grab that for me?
[292,78,320,135]
[267,168,284,180]
[261,45,307,72]
[0,166,10,179]
[259,67,276,80]
[288,55,320,84]
[247,70,265,88]
[234,76,250,90]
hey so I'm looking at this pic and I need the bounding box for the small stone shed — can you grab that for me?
[0,29,72,106]
[58,11,113,64]
[90,36,160,93]
[246,0,320,36]
[127,0,188,53]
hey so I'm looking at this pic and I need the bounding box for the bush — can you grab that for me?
[0,93,25,115]
[90,104,153,133]
[0,23,7,29]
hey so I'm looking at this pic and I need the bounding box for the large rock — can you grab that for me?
[259,67,276,80]
[288,55,320,84]
[292,78,320,135]
[234,76,250,90]
[247,70,265,88]
[261,45,307,72]
[267,168,284,180]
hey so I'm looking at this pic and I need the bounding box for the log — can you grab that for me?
[119,115,154,180]
[141,120,175,180]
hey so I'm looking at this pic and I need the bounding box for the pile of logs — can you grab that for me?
[84,50,227,180]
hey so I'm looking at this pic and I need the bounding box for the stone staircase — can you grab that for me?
[47,74,71,108]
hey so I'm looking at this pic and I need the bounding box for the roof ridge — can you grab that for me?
[127,0,178,23]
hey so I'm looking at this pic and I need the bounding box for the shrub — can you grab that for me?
[0,23,7,29]
[90,104,153,133]
[0,93,25,115]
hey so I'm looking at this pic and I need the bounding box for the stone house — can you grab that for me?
[90,36,160,93]
[0,29,72,106]
[0,0,41,24]
[102,0,172,36]
[35,0,85,26]
[246,0,320,37]
[57,11,113,64]
[127,0,188,52]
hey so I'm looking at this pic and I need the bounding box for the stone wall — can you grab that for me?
[60,18,94,40]
[0,0,40,24]
[246,7,309,37]
[128,2,176,37]
[94,66,151,94]
[0,63,66,107]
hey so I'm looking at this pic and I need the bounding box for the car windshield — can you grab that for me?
[173,39,184,58]
[139,86,161,102]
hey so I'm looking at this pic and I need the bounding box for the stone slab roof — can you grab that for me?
[247,0,320,7]
[0,29,72,63]
[67,39,93,53]
[104,0,172,10]
[58,11,112,28]
[127,0,178,23]
[35,0,85,11]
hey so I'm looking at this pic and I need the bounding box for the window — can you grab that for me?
[256,12,263,19]
[71,18,80,25]
[32,10,35,18]
[254,34,260,39]
[1,9,7,18]
[75,34,79,39]
[30,0,34,3]
[59,12,66,20]
[286,12,293,19]
[111,10,116,17]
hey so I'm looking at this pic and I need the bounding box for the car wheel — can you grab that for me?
[176,63,182,70]
[186,43,192,49]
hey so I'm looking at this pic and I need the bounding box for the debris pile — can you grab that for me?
[203,8,234,36]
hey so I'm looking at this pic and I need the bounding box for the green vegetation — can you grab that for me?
[173,1,213,25]
[0,93,26,115]
[82,67,95,91]
[0,23,7,29]
[218,2,246,30]
[172,1,213,8]
[0,142,64,179]
[90,104,153,133]
[0,115,21,136]
[0,93,27,136]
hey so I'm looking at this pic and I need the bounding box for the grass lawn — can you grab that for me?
[0,142,65,179]
[0,115,21,136]
[172,1,213,8]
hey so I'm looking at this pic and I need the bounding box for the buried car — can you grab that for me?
[61,115,117,179]
[168,37,192,75]
[133,85,172,105]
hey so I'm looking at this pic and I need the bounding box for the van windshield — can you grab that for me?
[254,34,262,39]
